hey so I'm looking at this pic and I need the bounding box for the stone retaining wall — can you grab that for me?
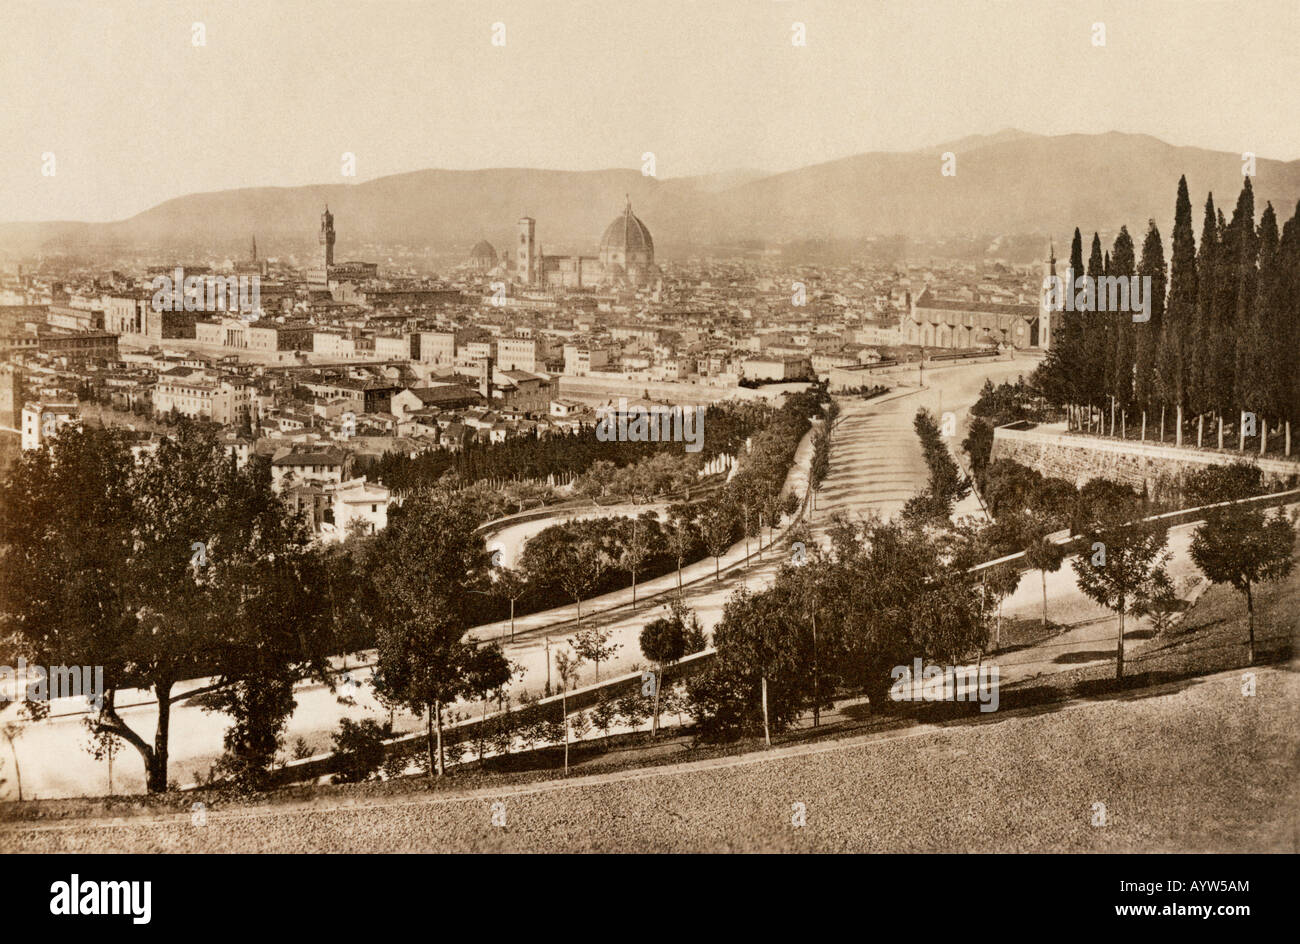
[991,423,1300,494]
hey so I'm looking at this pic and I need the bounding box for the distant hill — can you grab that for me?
[4,131,1299,261]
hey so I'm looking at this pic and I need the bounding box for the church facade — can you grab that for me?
[905,248,1056,350]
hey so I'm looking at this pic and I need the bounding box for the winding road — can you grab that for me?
[6,353,1168,800]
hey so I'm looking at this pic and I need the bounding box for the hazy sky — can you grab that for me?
[3,0,1298,223]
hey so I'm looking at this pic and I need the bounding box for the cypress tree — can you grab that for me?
[1251,202,1280,453]
[1109,226,1137,418]
[1042,228,1089,425]
[1226,179,1258,449]
[1189,193,1219,445]
[1134,220,1166,431]
[1277,203,1300,456]
[1085,233,1106,414]
[1067,228,1086,411]
[1157,176,1197,446]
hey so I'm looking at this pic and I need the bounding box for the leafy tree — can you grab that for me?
[700,503,735,581]
[616,690,649,735]
[1072,500,1171,679]
[0,423,330,794]
[1023,521,1067,631]
[617,512,657,605]
[640,604,689,735]
[569,708,591,743]
[591,692,618,745]
[520,528,611,629]
[464,642,512,759]
[331,718,391,784]
[487,698,516,758]
[490,565,529,640]
[371,490,490,776]
[665,504,699,594]
[570,623,620,681]
[554,647,583,773]
[961,417,995,490]
[912,407,970,514]
[689,587,810,744]
[1185,461,1262,506]
[1191,505,1295,662]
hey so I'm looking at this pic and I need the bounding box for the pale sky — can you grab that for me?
[2,0,1298,222]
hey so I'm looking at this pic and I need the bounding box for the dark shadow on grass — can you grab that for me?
[1055,649,1112,664]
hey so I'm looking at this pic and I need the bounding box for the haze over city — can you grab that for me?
[0,0,1296,885]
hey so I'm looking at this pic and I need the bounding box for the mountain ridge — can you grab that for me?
[4,132,1299,260]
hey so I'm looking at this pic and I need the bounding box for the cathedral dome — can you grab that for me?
[469,240,498,263]
[599,201,654,255]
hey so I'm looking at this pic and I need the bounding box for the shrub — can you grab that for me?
[330,718,391,784]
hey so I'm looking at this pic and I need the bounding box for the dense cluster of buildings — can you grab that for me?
[1,202,1053,540]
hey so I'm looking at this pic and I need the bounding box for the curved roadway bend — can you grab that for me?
[0,356,1040,799]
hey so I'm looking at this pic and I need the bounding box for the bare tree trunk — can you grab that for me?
[425,704,434,776]
[1246,583,1255,665]
[761,675,771,747]
[1176,404,1183,447]
[147,683,173,794]
[1041,569,1049,629]
[435,699,445,777]
[1115,606,1125,680]
[562,691,569,774]
[651,665,661,736]
[1159,404,1165,443]
[3,730,21,802]
[811,608,820,727]
[1141,410,1146,443]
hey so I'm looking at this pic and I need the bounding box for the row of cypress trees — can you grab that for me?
[1037,176,1300,456]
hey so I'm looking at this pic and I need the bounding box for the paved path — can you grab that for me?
[5,663,1290,853]
[0,355,1066,800]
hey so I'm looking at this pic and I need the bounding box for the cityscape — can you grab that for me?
[0,0,1296,891]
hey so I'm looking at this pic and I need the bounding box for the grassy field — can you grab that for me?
[1,661,1294,852]
[2,550,1295,852]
